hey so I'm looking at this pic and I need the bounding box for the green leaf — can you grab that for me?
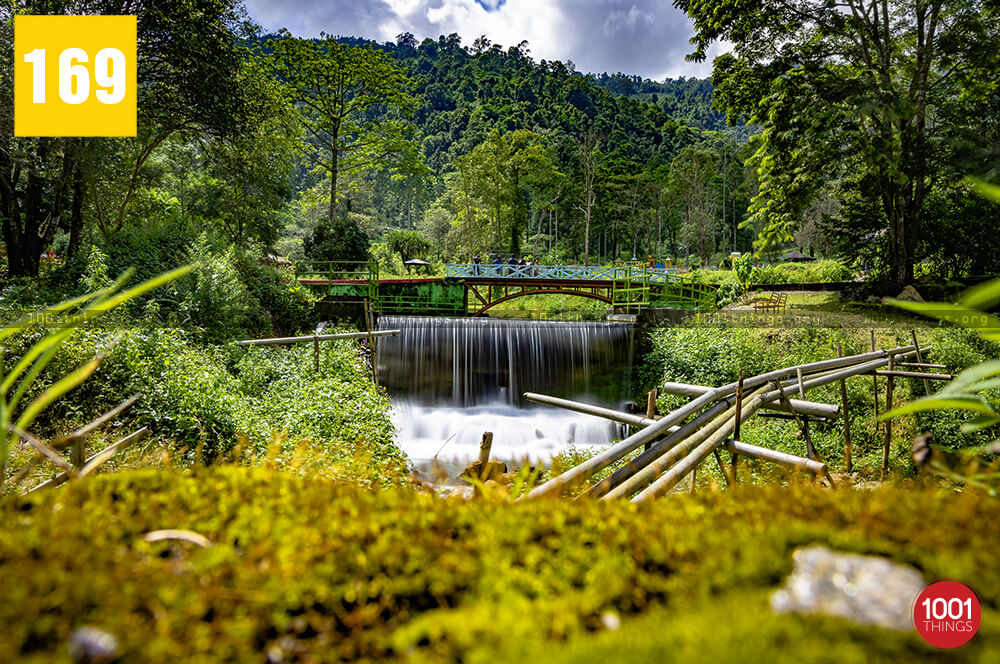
[884,299,1000,342]
[958,277,1000,311]
[940,359,1000,394]
[880,395,996,420]
[959,414,1000,434]
[967,177,1000,204]
[15,351,105,434]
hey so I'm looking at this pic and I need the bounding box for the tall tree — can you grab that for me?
[267,33,425,223]
[678,0,1000,287]
[1,0,258,276]
[574,132,602,265]
[669,147,717,264]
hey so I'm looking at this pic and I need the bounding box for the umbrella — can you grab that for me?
[404,259,431,266]
[780,250,815,262]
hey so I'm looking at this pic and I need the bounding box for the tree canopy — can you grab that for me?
[677,0,1000,286]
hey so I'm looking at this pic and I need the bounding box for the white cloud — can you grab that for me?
[243,0,721,80]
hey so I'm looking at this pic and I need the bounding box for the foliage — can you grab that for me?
[732,253,755,293]
[0,266,192,474]
[885,278,1000,487]
[2,471,998,661]
[639,323,991,476]
[6,320,400,468]
[266,32,426,222]
[680,0,1000,287]
[304,217,371,267]
[0,0,261,276]
[384,229,433,261]
[233,254,315,337]
[175,235,254,342]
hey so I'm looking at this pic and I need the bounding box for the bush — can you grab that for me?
[234,254,316,336]
[15,324,401,468]
[304,217,370,267]
[1,470,998,662]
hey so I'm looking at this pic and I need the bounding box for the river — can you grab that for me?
[376,315,635,478]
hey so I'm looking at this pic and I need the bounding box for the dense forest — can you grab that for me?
[3,0,997,295]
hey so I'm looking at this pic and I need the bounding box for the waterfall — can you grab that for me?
[375,316,635,471]
[376,315,633,406]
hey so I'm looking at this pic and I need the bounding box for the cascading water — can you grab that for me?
[376,315,634,475]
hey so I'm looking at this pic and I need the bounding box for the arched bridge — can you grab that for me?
[295,261,717,317]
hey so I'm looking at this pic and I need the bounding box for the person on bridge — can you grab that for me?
[473,254,481,275]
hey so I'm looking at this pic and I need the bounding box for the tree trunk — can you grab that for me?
[329,147,339,223]
[67,160,85,258]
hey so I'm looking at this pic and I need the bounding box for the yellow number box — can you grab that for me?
[15,15,137,137]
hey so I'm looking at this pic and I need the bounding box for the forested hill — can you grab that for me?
[266,33,744,172]
[590,73,754,141]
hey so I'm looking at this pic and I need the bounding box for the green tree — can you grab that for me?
[267,33,425,223]
[1,0,259,276]
[303,216,369,267]
[384,229,432,261]
[669,147,717,264]
[678,0,1000,288]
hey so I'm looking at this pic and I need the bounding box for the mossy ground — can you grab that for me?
[3,467,997,662]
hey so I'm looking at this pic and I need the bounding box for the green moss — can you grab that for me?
[2,468,997,662]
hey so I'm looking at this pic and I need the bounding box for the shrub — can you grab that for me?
[304,217,370,267]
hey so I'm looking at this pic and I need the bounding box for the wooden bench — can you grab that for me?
[752,292,788,313]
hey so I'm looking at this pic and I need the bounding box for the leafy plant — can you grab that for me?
[0,266,192,476]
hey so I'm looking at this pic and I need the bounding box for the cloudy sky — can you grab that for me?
[243,0,722,80]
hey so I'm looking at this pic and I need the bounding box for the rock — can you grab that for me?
[896,285,925,302]
[771,545,925,630]
[69,626,120,663]
[866,295,882,304]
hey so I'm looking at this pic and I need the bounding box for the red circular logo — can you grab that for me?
[912,580,981,649]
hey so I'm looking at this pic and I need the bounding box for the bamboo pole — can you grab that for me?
[25,428,150,494]
[759,350,919,404]
[911,330,931,395]
[897,362,947,370]
[869,370,952,380]
[728,441,827,474]
[882,355,895,481]
[713,449,731,487]
[837,344,853,474]
[660,382,839,418]
[632,385,772,502]
[526,348,915,499]
[644,388,657,451]
[524,393,657,427]
[236,330,401,346]
[600,400,743,500]
[870,331,880,419]
[730,373,743,485]
[582,402,729,499]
